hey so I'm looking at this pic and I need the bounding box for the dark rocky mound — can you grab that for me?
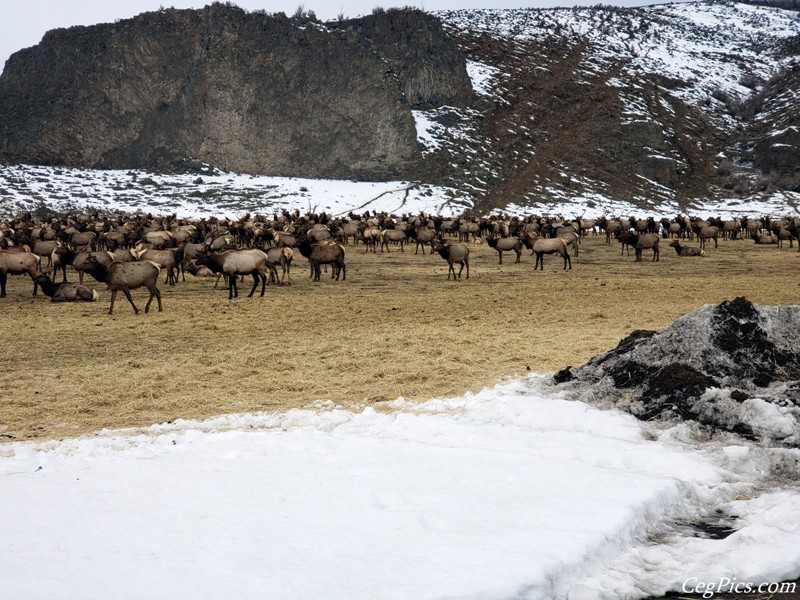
[554,298,800,445]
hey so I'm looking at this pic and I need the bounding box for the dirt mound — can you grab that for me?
[555,298,800,445]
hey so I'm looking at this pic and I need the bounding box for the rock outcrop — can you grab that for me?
[0,5,470,179]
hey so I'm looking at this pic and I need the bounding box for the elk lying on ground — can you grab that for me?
[33,273,99,302]
[752,232,778,245]
[195,249,270,299]
[433,239,470,280]
[486,236,522,264]
[297,239,346,281]
[83,254,162,314]
[669,240,704,256]
[532,238,571,270]
[0,250,41,297]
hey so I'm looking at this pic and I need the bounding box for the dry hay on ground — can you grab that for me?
[0,235,798,441]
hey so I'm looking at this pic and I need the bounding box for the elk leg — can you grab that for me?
[248,272,259,297]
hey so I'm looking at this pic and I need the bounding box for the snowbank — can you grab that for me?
[1,377,799,599]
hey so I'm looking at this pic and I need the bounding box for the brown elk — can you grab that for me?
[669,240,704,256]
[82,255,163,314]
[195,249,270,299]
[266,247,293,284]
[297,239,346,281]
[620,231,659,262]
[414,226,436,255]
[134,247,184,286]
[0,250,41,297]
[433,239,470,280]
[532,238,571,270]
[486,235,522,264]
[380,229,408,252]
[33,273,99,302]
[694,225,719,249]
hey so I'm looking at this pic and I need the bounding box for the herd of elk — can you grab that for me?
[1,209,798,310]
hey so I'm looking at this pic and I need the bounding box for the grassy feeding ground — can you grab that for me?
[1,235,798,441]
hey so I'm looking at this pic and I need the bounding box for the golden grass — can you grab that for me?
[1,236,798,441]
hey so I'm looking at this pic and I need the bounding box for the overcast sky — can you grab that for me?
[0,0,665,71]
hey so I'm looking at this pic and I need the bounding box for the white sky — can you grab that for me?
[0,0,664,72]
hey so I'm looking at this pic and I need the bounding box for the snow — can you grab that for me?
[2,376,799,599]
[0,163,466,219]
[466,59,501,98]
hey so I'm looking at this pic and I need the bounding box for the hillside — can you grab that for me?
[427,1,800,212]
[0,4,469,181]
[0,1,798,215]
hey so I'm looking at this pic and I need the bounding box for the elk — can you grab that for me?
[433,239,470,280]
[82,255,162,314]
[0,250,41,297]
[360,227,381,253]
[414,226,436,255]
[134,247,184,286]
[752,232,778,245]
[486,235,522,264]
[72,251,115,283]
[296,239,346,281]
[195,249,270,299]
[620,231,660,262]
[32,240,60,268]
[32,273,99,302]
[695,225,719,249]
[51,246,78,282]
[532,238,571,270]
[669,240,704,256]
[380,229,408,252]
[266,247,293,284]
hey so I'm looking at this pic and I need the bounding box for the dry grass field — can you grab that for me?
[1,235,798,442]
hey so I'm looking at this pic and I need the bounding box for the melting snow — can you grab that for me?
[2,376,799,599]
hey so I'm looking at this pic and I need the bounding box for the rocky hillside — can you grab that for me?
[0,1,798,214]
[427,1,800,212]
[0,4,469,181]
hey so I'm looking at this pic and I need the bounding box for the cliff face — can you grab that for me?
[0,5,469,179]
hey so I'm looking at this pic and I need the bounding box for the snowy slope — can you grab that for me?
[1,162,796,220]
[419,1,800,212]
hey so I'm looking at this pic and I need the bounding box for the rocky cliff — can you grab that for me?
[0,4,470,180]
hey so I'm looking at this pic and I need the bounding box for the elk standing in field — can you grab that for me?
[195,249,270,299]
[433,239,470,280]
[486,235,522,264]
[83,254,162,314]
[532,238,571,270]
[0,250,41,297]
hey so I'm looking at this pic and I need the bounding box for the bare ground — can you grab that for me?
[1,235,798,442]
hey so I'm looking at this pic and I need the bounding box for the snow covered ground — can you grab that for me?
[2,376,799,599]
[1,162,797,220]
